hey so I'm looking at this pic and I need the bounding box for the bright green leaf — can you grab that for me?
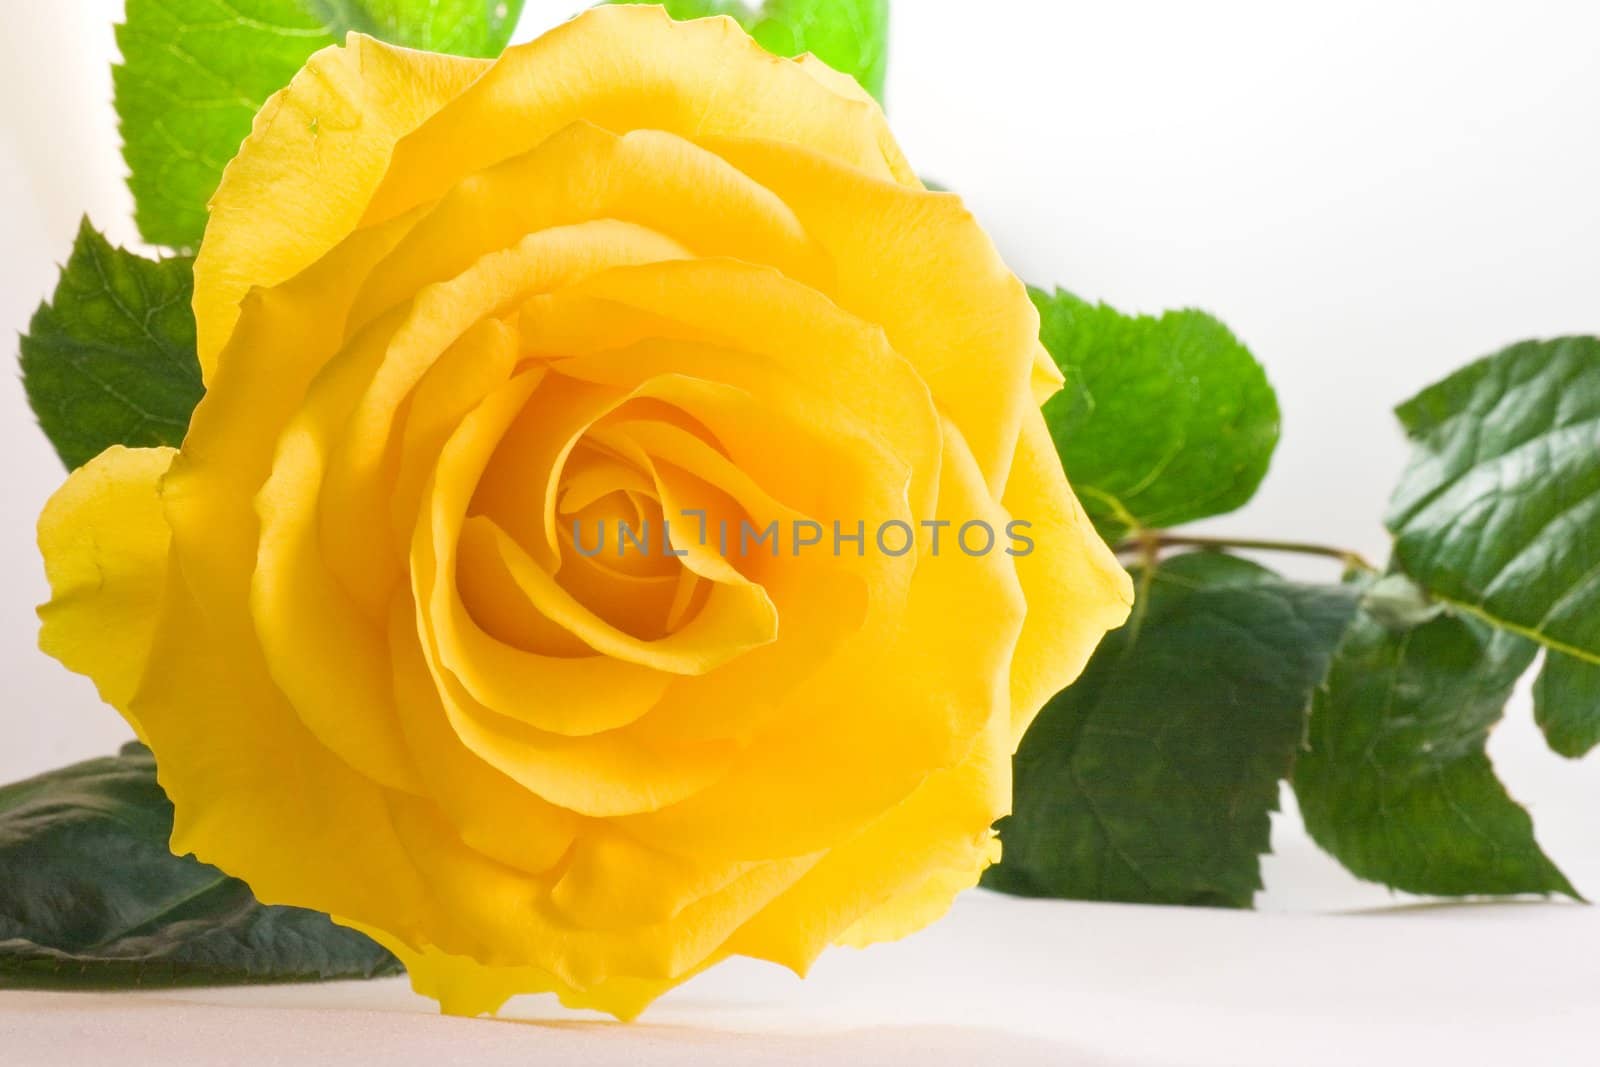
[1533,651,1600,759]
[315,0,527,54]
[604,0,889,102]
[115,0,525,249]
[0,744,401,988]
[1033,288,1280,542]
[1293,590,1577,899]
[984,552,1358,908]
[1388,336,1600,675]
[20,220,203,470]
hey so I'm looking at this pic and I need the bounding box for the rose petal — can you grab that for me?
[195,36,486,372]
[363,6,912,228]
[37,446,175,717]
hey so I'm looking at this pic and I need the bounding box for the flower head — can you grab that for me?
[38,5,1130,1019]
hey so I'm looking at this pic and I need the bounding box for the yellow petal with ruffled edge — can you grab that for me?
[1002,411,1135,737]
[352,930,687,1022]
[380,794,816,991]
[730,710,1013,972]
[363,6,913,227]
[129,565,435,940]
[164,211,424,628]
[194,36,486,372]
[790,53,916,188]
[834,835,1002,949]
[37,446,175,719]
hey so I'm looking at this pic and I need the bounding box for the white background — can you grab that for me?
[2,2,1598,1062]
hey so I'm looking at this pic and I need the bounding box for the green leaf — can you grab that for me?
[984,552,1358,908]
[1533,651,1600,759]
[1387,336,1600,673]
[1293,589,1577,898]
[1033,288,1280,542]
[115,0,526,249]
[604,0,889,102]
[20,221,203,470]
[0,744,401,988]
[315,1,527,55]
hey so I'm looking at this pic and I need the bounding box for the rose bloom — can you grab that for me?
[38,5,1130,1018]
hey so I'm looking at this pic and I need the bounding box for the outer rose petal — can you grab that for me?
[195,36,487,374]
[834,839,1001,949]
[1004,411,1135,735]
[37,446,175,717]
[356,933,684,1022]
[788,53,920,191]
[165,212,425,632]
[377,793,818,993]
[38,450,439,940]
[725,709,1014,971]
[364,6,916,226]
[127,562,437,942]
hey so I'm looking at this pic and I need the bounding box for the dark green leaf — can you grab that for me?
[115,0,526,249]
[984,552,1358,908]
[1534,651,1600,759]
[20,221,203,470]
[1033,288,1280,542]
[1293,594,1577,898]
[604,0,889,102]
[1388,336,1600,676]
[0,743,400,988]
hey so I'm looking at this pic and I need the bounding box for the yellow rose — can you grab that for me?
[36,5,1130,1019]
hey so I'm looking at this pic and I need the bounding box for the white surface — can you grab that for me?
[2,2,1599,1063]
[4,891,1597,1066]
